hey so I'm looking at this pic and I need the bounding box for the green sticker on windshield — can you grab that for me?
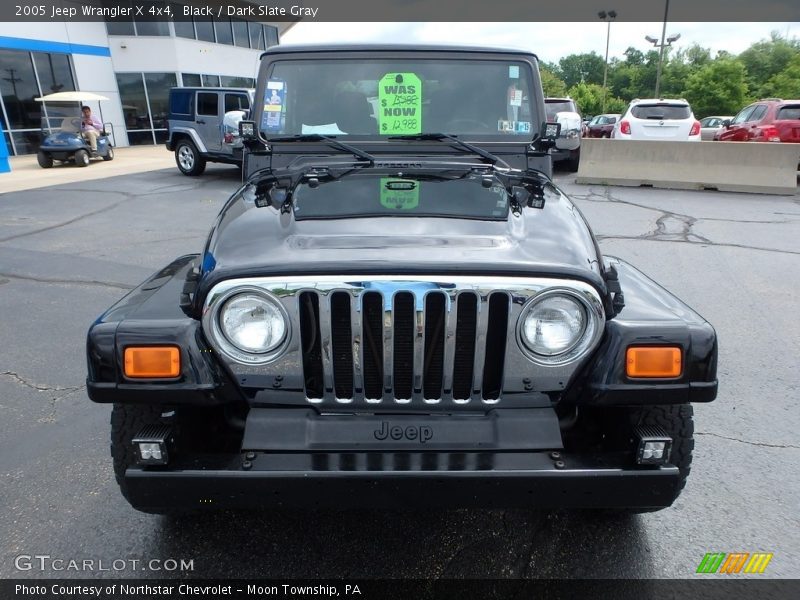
[380,178,420,210]
[378,72,422,135]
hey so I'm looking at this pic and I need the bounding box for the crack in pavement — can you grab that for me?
[0,272,134,290]
[696,431,800,449]
[2,371,83,393]
[595,234,800,256]
[0,197,131,244]
[572,186,800,254]
[39,385,87,424]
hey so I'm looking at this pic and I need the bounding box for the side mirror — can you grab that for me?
[239,120,257,140]
[722,119,731,129]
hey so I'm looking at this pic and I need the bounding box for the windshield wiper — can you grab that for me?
[268,133,375,165]
[389,133,510,168]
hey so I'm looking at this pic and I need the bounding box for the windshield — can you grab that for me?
[631,103,691,120]
[292,173,509,220]
[544,100,577,120]
[40,102,82,133]
[261,58,537,139]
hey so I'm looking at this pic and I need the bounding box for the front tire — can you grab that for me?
[74,149,90,167]
[175,140,206,176]
[110,404,175,514]
[37,151,53,168]
[102,146,114,161]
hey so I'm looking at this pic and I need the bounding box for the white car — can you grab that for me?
[612,98,701,141]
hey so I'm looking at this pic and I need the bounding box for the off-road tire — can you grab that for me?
[626,404,695,513]
[37,151,53,168]
[74,149,90,167]
[110,403,175,515]
[175,140,206,176]
[566,148,580,172]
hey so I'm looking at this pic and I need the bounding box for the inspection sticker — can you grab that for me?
[261,79,285,132]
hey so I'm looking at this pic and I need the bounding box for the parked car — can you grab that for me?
[612,98,701,141]
[699,116,733,141]
[545,97,582,171]
[713,99,800,143]
[586,113,621,138]
[166,86,254,175]
[88,44,717,515]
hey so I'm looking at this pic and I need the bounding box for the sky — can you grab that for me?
[282,22,799,65]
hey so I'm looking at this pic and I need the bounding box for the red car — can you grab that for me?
[586,113,621,138]
[714,99,800,143]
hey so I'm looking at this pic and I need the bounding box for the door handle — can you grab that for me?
[196,119,206,124]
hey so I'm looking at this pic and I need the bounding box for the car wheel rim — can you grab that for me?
[178,146,194,170]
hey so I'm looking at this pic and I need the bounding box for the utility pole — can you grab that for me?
[645,0,680,98]
[598,10,617,113]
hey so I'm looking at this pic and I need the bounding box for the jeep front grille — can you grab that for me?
[202,276,607,408]
[298,288,510,404]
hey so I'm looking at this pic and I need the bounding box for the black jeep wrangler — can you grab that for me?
[87,44,717,513]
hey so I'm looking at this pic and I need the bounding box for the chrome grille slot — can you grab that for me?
[361,292,384,401]
[482,293,509,401]
[330,292,353,401]
[392,292,415,401]
[423,292,446,401]
[452,292,477,401]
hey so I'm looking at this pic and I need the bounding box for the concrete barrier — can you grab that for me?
[576,138,800,195]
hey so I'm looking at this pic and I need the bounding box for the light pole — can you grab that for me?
[645,0,680,98]
[598,10,617,113]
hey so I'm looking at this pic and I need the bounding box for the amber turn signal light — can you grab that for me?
[124,346,181,378]
[626,346,682,378]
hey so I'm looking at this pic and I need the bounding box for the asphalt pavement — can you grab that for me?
[0,161,798,579]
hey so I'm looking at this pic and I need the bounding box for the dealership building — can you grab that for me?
[0,9,293,155]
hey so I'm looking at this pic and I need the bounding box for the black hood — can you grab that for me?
[197,177,605,300]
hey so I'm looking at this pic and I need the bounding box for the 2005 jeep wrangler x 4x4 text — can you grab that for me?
[87,44,717,513]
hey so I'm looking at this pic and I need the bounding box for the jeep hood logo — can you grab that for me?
[374,422,433,443]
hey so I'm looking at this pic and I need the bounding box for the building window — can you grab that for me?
[105,1,170,36]
[116,71,177,145]
[213,18,233,45]
[181,73,202,87]
[220,76,254,88]
[0,48,76,155]
[194,20,215,43]
[249,22,265,50]
[232,19,250,48]
[202,74,220,87]
[264,25,279,48]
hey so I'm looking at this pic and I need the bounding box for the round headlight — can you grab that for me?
[521,294,586,356]
[219,293,287,354]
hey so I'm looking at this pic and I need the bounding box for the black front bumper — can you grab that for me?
[124,451,681,511]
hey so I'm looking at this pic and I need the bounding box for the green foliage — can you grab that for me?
[540,67,567,98]
[567,82,626,116]
[682,58,749,117]
[558,52,606,88]
[760,53,800,99]
[548,32,800,117]
[738,32,800,97]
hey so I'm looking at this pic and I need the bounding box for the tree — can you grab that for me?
[540,67,567,97]
[760,53,800,99]
[558,52,606,88]
[738,32,800,97]
[682,58,749,118]
[568,82,626,116]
